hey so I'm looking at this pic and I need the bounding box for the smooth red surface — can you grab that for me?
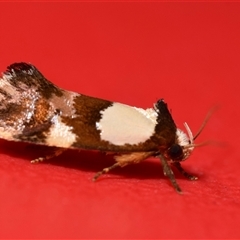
[0,2,239,239]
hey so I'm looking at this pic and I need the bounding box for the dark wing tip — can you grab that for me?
[3,62,46,82]
[2,62,63,99]
[7,62,35,73]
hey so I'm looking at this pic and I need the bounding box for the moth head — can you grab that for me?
[166,106,216,162]
[167,123,194,162]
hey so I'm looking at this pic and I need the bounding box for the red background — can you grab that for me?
[0,2,239,239]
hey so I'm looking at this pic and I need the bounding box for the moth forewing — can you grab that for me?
[0,63,213,193]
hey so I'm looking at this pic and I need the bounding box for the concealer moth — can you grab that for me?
[0,63,212,193]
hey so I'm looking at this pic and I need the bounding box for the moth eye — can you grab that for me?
[168,144,184,161]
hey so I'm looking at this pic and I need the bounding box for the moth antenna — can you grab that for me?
[193,106,218,141]
[183,122,193,143]
[184,140,213,149]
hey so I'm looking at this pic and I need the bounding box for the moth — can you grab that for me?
[0,63,212,193]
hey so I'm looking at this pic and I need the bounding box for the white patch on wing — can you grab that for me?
[46,115,76,148]
[96,102,157,145]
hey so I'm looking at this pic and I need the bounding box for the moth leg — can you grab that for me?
[158,155,182,193]
[31,147,66,164]
[93,151,154,181]
[92,162,120,181]
[172,162,198,180]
